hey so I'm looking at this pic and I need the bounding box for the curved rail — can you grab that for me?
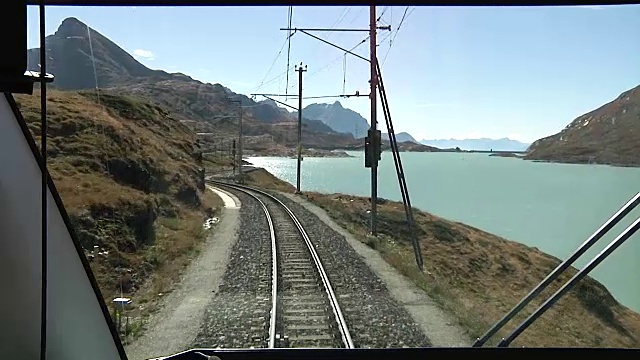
[210,182,278,348]
[210,180,354,349]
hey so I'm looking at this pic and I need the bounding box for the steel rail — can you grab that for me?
[209,182,278,348]
[210,180,354,348]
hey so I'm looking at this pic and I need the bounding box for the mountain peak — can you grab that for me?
[28,17,169,90]
[61,17,85,26]
[56,17,89,36]
[303,101,368,138]
[259,99,278,108]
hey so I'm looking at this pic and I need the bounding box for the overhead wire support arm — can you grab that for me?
[300,30,369,62]
[285,6,293,99]
[252,94,299,111]
[281,27,391,63]
[280,27,372,32]
[304,93,369,99]
[252,92,369,100]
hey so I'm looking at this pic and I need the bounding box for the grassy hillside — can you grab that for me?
[15,89,223,323]
[304,193,640,347]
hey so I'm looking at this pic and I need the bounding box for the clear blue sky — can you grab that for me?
[27,5,640,143]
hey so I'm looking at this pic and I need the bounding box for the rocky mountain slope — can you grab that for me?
[525,84,640,166]
[302,101,371,138]
[29,17,438,156]
[27,17,173,90]
[27,17,355,153]
[300,102,424,147]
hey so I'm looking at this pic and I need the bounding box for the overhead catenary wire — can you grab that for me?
[306,7,352,66]
[313,7,362,55]
[348,7,366,26]
[285,6,293,99]
[378,30,393,46]
[324,7,351,41]
[87,26,100,107]
[258,9,369,103]
[259,8,368,96]
[295,7,348,67]
[257,32,295,91]
[274,35,369,98]
[381,6,415,66]
[306,36,369,80]
[250,59,298,93]
[254,7,298,94]
[86,24,111,174]
[377,6,388,22]
[303,93,366,99]
[298,32,370,104]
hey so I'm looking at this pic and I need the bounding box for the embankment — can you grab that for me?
[16,90,224,341]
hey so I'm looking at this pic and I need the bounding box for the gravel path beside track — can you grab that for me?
[191,190,273,349]
[125,188,241,360]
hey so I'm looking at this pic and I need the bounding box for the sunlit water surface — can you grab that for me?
[248,151,640,312]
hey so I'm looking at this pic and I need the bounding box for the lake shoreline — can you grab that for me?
[245,152,640,314]
[243,165,640,347]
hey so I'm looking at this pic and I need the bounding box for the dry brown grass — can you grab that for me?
[244,168,296,193]
[303,193,640,347]
[14,89,223,341]
[125,192,223,322]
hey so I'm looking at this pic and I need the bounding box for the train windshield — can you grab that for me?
[18,4,640,359]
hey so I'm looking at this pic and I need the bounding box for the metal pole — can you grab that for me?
[238,105,243,184]
[473,191,640,347]
[376,60,424,271]
[231,140,235,178]
[227,98,243,183]
[369,5,378,236]
[38,2,48,358]
[295,63,307,194]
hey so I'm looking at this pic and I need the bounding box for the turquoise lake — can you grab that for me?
[247,151,640,313]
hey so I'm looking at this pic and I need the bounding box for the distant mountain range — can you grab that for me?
[299,101,370,138]
[420,138,530,152]
[384,132,419,144]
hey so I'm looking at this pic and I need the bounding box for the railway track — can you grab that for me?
[209,181,354,349]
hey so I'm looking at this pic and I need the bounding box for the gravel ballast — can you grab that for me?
[189,184,468,350]
[191,191,273,349]
[277,192,472,347]
[270,192,432,348]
